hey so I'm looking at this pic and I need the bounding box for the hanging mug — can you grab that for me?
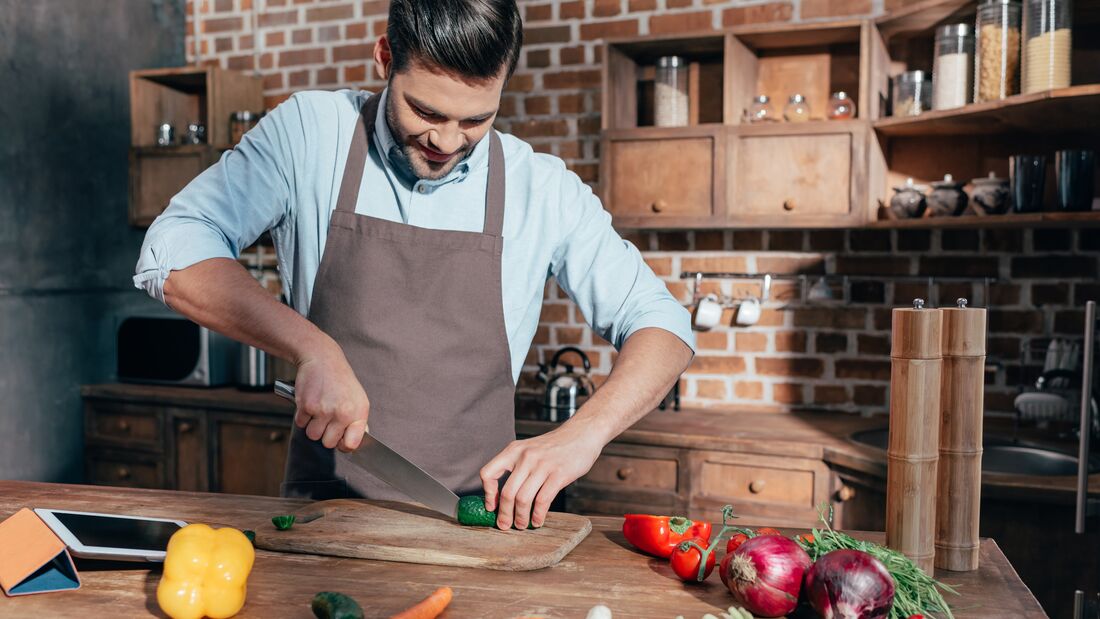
[735,297,762,326]
[693,294,723,330]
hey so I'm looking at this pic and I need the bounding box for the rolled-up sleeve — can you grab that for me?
[133,95,303,304]
[549,166,695,353]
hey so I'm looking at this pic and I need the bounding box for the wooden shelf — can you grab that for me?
[873,85,1100,137]
[874,0,974,41]
[869,211,1100,229]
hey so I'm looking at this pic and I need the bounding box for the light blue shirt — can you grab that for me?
[134,88,694,382]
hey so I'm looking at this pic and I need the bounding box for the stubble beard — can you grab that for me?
[384,94,467,181]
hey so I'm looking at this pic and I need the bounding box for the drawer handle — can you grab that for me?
[616,467,634,481]
[178,421,195,434]
[651,200,666,213]
[783,200,795,211]
[835,485,856,502]
[749,479,766,494]
[117,420,131,433]
[117,466,131,480]
[269,430,285,442]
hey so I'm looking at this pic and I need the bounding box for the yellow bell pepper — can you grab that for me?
[156,523,255,619]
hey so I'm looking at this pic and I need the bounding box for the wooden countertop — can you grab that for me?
[0,481,1046,618]
[83,384,1100,503]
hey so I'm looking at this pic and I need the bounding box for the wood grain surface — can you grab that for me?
[0,481,1047,618]
[251,499,591,572]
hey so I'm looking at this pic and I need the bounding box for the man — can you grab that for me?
[134,0,693,531]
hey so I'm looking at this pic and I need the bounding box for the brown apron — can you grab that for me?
[281,93,516,501]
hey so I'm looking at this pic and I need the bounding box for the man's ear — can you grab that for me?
[373,35,392,81]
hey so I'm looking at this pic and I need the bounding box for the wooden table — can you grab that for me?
[0,482,1047,618]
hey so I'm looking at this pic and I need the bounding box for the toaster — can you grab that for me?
[116,315,239,386]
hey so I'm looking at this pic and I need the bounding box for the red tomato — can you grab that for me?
[755,527,782,536]
[725,533,750,553]
[669,540,715,582]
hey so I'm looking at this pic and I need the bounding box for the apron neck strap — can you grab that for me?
[337,91,507,238]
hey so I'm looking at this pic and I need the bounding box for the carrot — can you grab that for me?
[390,586,453,619]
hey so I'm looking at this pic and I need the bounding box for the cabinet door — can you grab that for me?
[86,449,165,489]
[129,146,216,227]
[601,128,722,227]
[172,415,208,492]
[212,416,290,496]
[733,129,862,227]
[84,400,164,452]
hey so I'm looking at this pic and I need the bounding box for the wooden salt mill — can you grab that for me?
[886,298,943,575]
[935,298,987,571]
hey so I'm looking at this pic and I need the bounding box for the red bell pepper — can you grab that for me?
[622,514,712,558]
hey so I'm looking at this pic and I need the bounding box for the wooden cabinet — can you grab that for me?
[568,443,686,515]
[128,145,218,227]
[83,390,292,496]
[688,451,836,526]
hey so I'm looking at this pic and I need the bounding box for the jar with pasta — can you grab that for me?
[893,71,932,117]
[1023,0,1072,93]
[974,0,1021,102]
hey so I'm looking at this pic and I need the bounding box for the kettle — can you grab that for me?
[537,347,597,422]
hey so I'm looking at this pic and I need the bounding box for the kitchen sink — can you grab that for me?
[848,428,1100,476]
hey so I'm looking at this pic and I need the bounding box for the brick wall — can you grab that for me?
[188,1,1095,414]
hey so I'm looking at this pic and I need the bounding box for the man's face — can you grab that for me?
[376,38,506,181]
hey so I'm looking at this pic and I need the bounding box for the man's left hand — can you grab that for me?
[479,420,605,530]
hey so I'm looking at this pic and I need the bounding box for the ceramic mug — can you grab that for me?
[693,294,723,330]
[735,297,762,326]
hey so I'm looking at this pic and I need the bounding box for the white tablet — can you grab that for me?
[33,508,187,562]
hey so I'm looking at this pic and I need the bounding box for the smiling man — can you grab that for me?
[134,0,693,530]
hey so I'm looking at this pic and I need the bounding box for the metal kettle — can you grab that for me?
[537,347,597,422]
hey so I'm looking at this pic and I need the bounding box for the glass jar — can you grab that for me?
[654,56,689,127]
[892,71,932,117]
[974,0,1021,102]
[1022,0,1072,93]
[783,94,811,122]
[230,111,257,146]
[826,91,856,120]
[748,95,775,123]
[933,24,975,109]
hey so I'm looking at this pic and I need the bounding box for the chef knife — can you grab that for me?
[273,380,460,520]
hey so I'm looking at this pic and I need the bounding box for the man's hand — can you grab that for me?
[292,346,371,453]
[479,419,605,530]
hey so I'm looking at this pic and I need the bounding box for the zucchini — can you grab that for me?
[456,496,535,529]
[311,591,364,619]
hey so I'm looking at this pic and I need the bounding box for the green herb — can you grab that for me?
[242,530,256,543]
[272,514,297,530]
[797,505,957,619]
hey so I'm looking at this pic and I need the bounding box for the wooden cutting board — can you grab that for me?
[251,499,592,571]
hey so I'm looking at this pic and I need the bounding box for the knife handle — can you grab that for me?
[274,380,296,401]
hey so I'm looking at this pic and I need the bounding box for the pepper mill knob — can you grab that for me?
[913,298,925,310]
[957,297,968,308]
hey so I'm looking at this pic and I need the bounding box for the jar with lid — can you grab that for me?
[783,94,811,122]
[970,172,1011,214]
[748,95,775,123]
[1022,0,1072,93]
[974,0,1021,102]
[826,91,856,120]
[654,56,689,127]
[892,71,932,116]
[933,24,974,109]
[230,111,257,146]
[928,174,969,216]
[890,177,929,219]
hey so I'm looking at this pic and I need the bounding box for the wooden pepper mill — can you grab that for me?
[935,298,987,571]
[886,298,943,575]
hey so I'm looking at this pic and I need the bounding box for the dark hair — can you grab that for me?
[387,0,523,80]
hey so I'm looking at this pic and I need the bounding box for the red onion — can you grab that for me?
[725,534,812,617]
[804,549,896,619]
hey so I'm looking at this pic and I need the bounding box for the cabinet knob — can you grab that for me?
[651,200,667,213]
[269,430,285,443]
[782,200,795,211]
[749,479,766,494]
[616,467,634,481]
[178,421,195,434]
[117,420,131,433]
[835,485,856,502]
[117,466,131,480]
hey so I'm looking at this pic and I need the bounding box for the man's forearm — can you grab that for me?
[162,257,336,364]
[564,327,693,444]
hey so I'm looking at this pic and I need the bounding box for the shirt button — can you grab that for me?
[417,185,426,194]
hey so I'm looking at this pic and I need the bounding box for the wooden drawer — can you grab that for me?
[584,453,678,491]
[570,444,684,514]
[212,415,291,497]
[85,401,163,451]
[601,128,722,225]
[688,451,833,527]
[86,450,165,489]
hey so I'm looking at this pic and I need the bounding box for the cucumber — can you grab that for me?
[456,495,536,529]
[311,591,364,619]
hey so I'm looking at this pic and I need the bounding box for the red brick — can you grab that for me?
[333,43,371,62]
[262,72,284,90]
[523,95,551,115]
[555,326,585,345]
[226,55,254,71]
[853,385,886,406]
[649,11,713,35]
[570,164,598,183]
[697,379,729,400]
[557,140,583,159]
[279,47,325,67]
[815,332,849,353]
[214,0,234,12]
[288,69,310,87]
[525,25,572,45]
[835,359,891,381]
[560,1,585,18]
[560,45,586,65]
[594,0,622,17]
[292,28,313,44]
[667,0,693,6]
[767,230,804,251]
[792,308,866,329]
[774,383,804,404]
[657,232,690,251]
[346,22,368,39]
[687,356,747,374]
[319,25,342,42]
[344,63,367,82]
[695,231,725,251]
[372,19,387,36]
[629,0,657,10]
[312,67,335,85]
[756,256,826,274]
[681,256,748,273]
[510,119,569,138]
[696,331,729,350]
[203,16,243,33]
[722,2,793,26]
[578,116,601,134]
[265,30,285,47]
[505,73,535,92]
[857,334,890,356]
[735,381,764,400]
[644,256,672,276]
[988,309,1044,333]
[756,357,824,378]
[735,332,768,353]
[238,34,254,50]
[525,3,553,21]
[259,10,298,28]
[258,52,274,70]
[526,49,550,68]
[540,304,570,324]
[814,385,849,405]
[775,332,807,352]
[543,69,602,90]
[362,0,388,16]
[835,255,911,276]
[532,326,550,345]
[214,36,233,53]
[264,93,292,109]
[306,3,354,22]
[580,19,639,40]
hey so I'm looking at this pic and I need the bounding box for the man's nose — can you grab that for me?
[429,124,464,155]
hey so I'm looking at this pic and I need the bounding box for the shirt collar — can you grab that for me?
[371,88,491,188]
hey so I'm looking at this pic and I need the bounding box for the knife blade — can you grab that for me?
[273,380,460,520]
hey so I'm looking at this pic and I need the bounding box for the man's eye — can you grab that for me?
[413,107,442,120]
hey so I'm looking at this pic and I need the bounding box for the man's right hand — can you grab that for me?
[292,347,371,453]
